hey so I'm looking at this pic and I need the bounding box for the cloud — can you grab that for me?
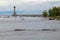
[0,0,13,11]
[0,0,60,6]
[0,1,9,6]
[0,0,13,6]
[0,0,60,15]
[14,0,49,5]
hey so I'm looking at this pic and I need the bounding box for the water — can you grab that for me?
[0,17,60,40]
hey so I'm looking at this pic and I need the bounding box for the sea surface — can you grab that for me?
[0,17,60,40]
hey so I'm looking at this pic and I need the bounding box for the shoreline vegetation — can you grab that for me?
[42,7,60,20]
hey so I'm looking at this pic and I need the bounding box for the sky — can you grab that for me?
[0,0,60,15]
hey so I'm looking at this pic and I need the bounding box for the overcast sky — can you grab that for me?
[0,0,60,6]
[0,0,60,15]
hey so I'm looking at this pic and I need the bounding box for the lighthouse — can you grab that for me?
[12,6,17,17]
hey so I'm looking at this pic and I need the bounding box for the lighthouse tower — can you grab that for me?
[12,6,17,17]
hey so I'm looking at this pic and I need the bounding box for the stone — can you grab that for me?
[42,29,56,31]
[14,29,25,31]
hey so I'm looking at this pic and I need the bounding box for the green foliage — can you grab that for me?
[48,7,60,17]
[42,10,48,17]
[42,7,60,20]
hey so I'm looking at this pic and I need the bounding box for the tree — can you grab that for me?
[48,7,57,17]
[56,7,60,16]
[42,10,48,17]
[48,9,52,17]
[42,7,60,20]
[48,7,60,17]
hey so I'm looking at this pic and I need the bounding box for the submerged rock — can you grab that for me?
[14,29,26,31]
[42,29,56,31]
[21,18,24,20]
[49,18,55,20]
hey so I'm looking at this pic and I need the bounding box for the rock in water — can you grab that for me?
[14,29,25,31]
[42,29,56,31]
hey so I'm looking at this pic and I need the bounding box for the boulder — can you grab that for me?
[42,29,56,31]
[14,29,25,31]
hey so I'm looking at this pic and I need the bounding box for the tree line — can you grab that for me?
[42,7,60,20]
